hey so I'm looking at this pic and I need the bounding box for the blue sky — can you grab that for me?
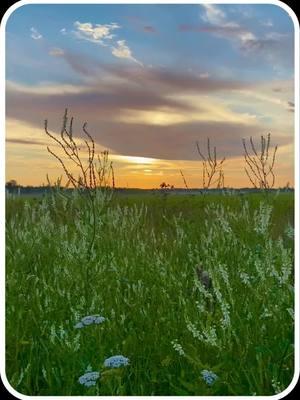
[5,3,295,188]
[6,3,294,83]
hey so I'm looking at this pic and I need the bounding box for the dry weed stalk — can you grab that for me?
[242,133,278,189]
[196,138,226,190]
[44,109,114,191]
[44,109,114,272]
[179,169,189,190]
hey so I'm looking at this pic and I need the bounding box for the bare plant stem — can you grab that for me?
[196,138,225,191]
[243,133,278,190]
[45,109,114,310]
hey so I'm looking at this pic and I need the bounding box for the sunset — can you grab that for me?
[3,2,297,397]
[5,3,295,188]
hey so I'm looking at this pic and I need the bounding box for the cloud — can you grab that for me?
[199,4,256,44]
[6,138,47,146]
[196,4,293,67]
[199,72,210,79]
[111,40,143,65]
[72,20,142,65]
[102,64,247,94]
[240,34,293,67]
[49,47,65,56]
[6,66,292,162]
[287,101,294,112]
[47,46,242,94]
[73,21,120,45]
[6,80,88,95]
[201,4,227,26]
[48,47,101,75]
[143,25,156,33]
[261,19,273,27]
[179,23,255,42]
[30,27,42,40]
[272,87,283,93]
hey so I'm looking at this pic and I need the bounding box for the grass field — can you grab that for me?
[5,190,294,396]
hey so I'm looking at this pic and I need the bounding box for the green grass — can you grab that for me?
[5,190,294,395]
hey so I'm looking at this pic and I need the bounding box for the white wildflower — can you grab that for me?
[171,339,185,356]
[186,321,203,340]
[271,378,282,394]
[240,272,250,285]
[78,371,100,387]
[201,369,218,385]
[74,315,105,329]
[104,355,130,368]
[284,224,294,239]
[287,308,294,320]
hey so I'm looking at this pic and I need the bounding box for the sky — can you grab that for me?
[5,2,295,188]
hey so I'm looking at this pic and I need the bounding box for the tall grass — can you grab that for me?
[5,191,294,395]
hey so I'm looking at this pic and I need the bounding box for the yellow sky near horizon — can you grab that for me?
[6,118,294,189]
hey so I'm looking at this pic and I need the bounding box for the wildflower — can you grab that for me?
[78,371,100,387]
[104,355,130,368]
[74,315,105,329]
[171,339,185,356]
[271,378,282,394]
[201,370,218,386]
[240,272,250,285]
[285,224,294,239]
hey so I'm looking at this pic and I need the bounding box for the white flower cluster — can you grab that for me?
[254,203,272,234]
[171,339,185,356]
[201,369,218,386]
[78,371,100,387]
[74,315,105,329]
[284,224,294,239]
[240,272,251,285]
[103,355,130,368]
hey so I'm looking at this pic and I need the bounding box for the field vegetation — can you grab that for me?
[5,189,294,395]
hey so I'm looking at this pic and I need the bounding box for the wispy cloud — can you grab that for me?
[194,4,293,67]
[73,21,120,45]
[6,62,291,162]
[49,47,64,56]
[201,4,227,26]
[261,19,273,27]
[287,101,294,112]
[6,138,47,146]
[199,4,255,43]
[143,25,156,33]
[179,23,255,42]
[30,27,42,40]
[48,47,101,75]
[72,20,142,65]
[111,40,143,65]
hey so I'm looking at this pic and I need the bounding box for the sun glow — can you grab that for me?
[113,155,156,165]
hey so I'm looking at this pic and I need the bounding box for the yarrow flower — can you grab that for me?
[104,355,130,368]
[201,370,218,386]
[78,371,100,387]
[74,315,105,329]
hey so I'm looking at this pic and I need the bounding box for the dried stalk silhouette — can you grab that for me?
[44,109,114,268]
[44,109,114,191]
[242,133,278,189]
[196,138,226,190]
[179,169,189,190]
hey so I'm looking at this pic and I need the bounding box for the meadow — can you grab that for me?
[5,189,294,396]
